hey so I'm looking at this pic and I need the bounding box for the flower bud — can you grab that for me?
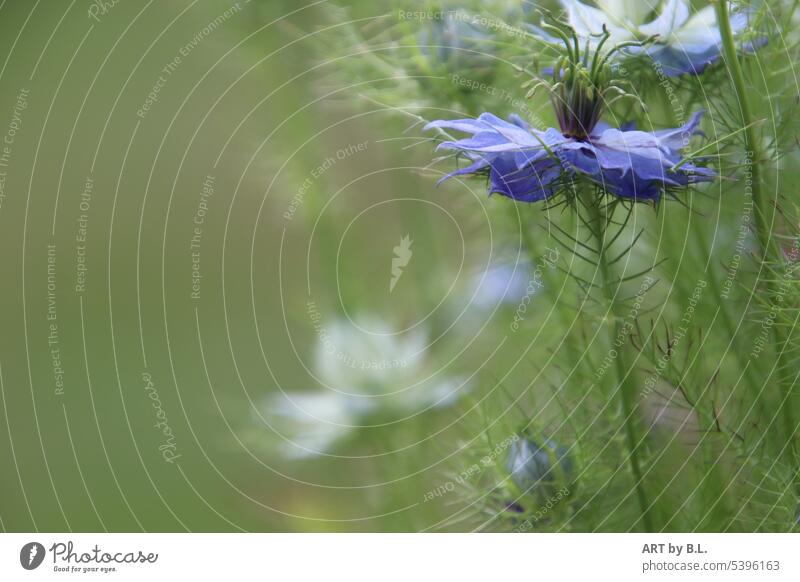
[506,436,572,503]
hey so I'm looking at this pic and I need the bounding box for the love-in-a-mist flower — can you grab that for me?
[253,316,467,459]
[550,0,761,76]
[506,435,573,503]
[426,25,715,201]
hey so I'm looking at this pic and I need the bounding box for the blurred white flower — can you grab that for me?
[267,391,357,460]
[258,316,467,459]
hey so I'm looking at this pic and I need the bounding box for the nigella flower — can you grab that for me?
[550,0,762,76]
[251,316,468,459]
[425,26,715,201]
[506,435,573,502]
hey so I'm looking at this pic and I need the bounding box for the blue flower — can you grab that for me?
[506,436,573,502]
[552,0,761,76]
[426,110,715,201]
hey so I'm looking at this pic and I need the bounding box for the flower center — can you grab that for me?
[552,61,605,140]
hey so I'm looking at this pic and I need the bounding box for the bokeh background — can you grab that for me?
[0,0,515,532]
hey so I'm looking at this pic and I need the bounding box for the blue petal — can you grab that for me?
[646,44,722,76]
[507,113,531,130]
[435,157,490,185]
[488,155,562,202]
[436,132,532,153]
[652,110,705,149]
[644,5,765,77]
[428,113,553,153]
[559,115,715,199]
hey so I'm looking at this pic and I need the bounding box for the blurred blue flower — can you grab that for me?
[506,435,573,501]
[472,258,533,308]
[426,110,715,201]
[552,0,761,76]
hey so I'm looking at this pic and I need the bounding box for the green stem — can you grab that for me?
[714,1,769,256]
[585,196,654,531]
[715,0,797,461]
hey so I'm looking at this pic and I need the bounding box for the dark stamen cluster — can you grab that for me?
[525,24,655,140]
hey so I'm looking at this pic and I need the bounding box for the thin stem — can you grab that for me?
[715,1,765,247]
[584,194,655,531]
[715,0,797,461]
